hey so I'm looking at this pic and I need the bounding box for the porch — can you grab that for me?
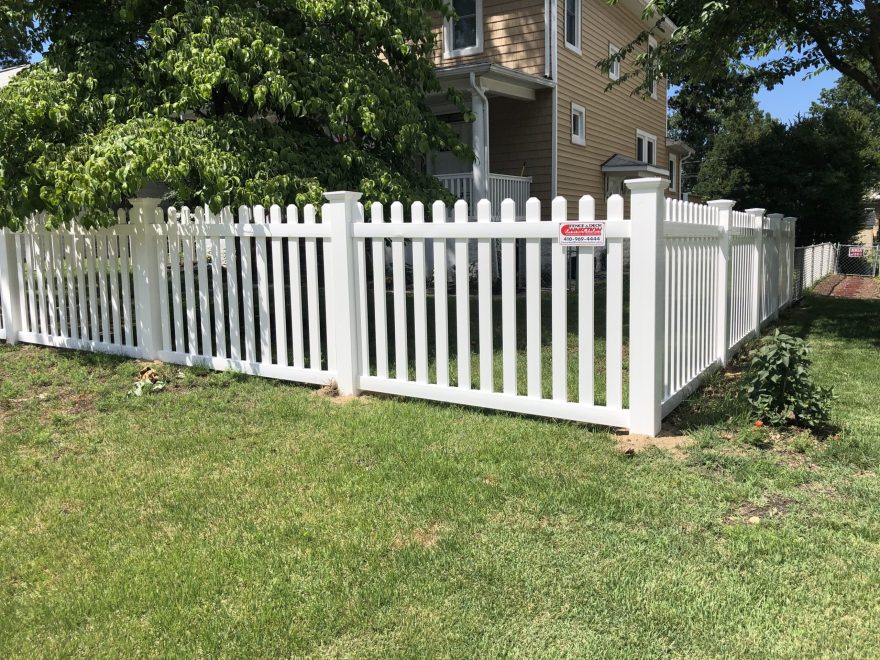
[429,62,554,219]
[435,172,532,218]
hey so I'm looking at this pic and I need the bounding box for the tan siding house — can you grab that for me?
[427,0,686,217]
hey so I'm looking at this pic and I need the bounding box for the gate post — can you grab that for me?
[746,208,766,336]
[129,197,163,360]
[324,191,363,396]
[708,200,734,366]
[626,177,668,437]
[0,228,23,345]
[783,217,797,307]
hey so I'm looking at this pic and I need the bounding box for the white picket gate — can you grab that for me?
[0,178,801,436]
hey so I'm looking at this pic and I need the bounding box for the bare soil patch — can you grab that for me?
[614,424,692,459]
[724,494,794,525]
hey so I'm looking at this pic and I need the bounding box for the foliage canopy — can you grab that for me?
[0,1,469,229]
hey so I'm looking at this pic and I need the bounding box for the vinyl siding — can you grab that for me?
[432,0,547,76]
[555,0,668,217]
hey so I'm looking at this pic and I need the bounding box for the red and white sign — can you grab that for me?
[559,221,606,247]
[848,246,866,258]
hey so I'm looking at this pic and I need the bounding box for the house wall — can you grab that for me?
[555,0,669,217]
[431,0,547,76]
[489,91,554,204]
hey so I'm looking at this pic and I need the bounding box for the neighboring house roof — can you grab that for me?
[0,64,28,88]
[601,154,669,178]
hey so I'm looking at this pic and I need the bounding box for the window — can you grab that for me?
[647,36,657,98]
[669,155,678,192]
[636,130,657,165]
[608,44,620,81]
[571,103,586,146]
[444,0,483,57]
[564,0,581,52]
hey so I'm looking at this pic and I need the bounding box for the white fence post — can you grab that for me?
[0,228,23,344]
[627,177,668,436]
[746,208,766,336]
[323,191,363,395]
[767,213,784,320]
[129,197,163,360]
[783,217,797,307]
[708,200,734,366]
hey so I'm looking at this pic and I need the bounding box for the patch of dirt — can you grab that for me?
[391,523,445,551]
[313,380,365,405]
[724,494,794,525]
[614,423,692,459]
[813,274,880,300]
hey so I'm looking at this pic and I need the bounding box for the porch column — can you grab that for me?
[470,81,490,205]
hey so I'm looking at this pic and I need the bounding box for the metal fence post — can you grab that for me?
[129,197,163,360]
[324,191,363,396]
[746,208,766,336]
[626,177,668,437]
[0,228,23,344]
[708,200,734,366]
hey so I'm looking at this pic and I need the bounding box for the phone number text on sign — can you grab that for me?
[558,221,606,247]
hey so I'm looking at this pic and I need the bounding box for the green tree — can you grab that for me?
[0,1,469,229]
[667,76,760,193]
[693,106,873,245]
[605,1,880,104]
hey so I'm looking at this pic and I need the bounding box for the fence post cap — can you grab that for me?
[624,177,669,192]
[744,208,766,216]
[323,191,363,204]
[707,199,735,211]
[784,216,798,223]
[766,212,785,220]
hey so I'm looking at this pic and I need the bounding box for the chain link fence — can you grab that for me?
[837,244,879,278]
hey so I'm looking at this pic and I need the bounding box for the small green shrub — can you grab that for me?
[742,330,834,429]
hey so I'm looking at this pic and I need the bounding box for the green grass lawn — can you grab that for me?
[1,293,878,658]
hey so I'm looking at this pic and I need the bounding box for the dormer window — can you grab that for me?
[444,0,483,57]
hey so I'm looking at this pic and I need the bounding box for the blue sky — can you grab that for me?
[756,67,841,123]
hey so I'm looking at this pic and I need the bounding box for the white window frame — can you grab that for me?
[669,154,678,192]
[564,0,582,54]
[608,44,620,81]
[444,0,484,58]
[571,103,586,146]
[647,36,658,99]
[636,129,657,165]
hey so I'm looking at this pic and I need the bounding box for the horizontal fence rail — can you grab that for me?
[0,179,804,436]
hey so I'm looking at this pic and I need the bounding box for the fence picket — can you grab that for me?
[551,197,567,402]
[195,207,213,357]
[253,205,272,364]
[286,205,304,368]
[454,200,471,389]
[525,198,541,398]
[108,230,121,344]
[303,204,322,370]
[224,207,241,360]
[210,209,227,359]
[157,217,172,352]
[64,231,78,341]
[270,205,287,367]
[52,233,68,337]
[370,203,388,378]
[578,195,595,405]
[605,195,624,409]
[477,199,493,393]
[411,202,429,384]
[391,202,408,380]
[500,199,517,395]
[432,201,449,387]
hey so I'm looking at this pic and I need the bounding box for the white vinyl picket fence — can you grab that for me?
[0,179,799,436]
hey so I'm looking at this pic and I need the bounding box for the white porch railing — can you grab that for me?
[435,173,531,218]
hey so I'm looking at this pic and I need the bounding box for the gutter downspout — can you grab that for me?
[550,0,558,200]
[469,72,490,205]
[544,0,551,78]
